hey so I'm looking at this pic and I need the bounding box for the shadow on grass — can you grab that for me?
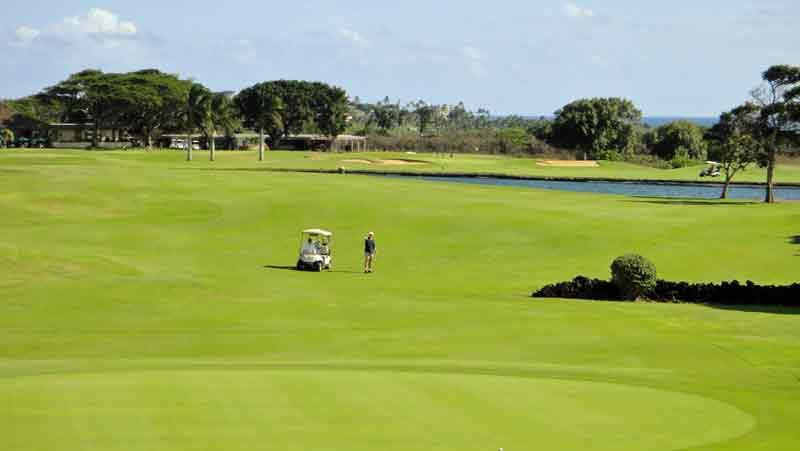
[624,197,756,206]
[264,265,298,271]
[263,265,364,275]
[707,304,800,315]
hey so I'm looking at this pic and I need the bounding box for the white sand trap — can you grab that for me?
[341,158,430,166]
[380,159,430,166]
[536,160,600,167]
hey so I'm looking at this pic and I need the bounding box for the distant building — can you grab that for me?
[48,123,132,148]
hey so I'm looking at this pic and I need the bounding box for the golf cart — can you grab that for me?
[699,161,721,178]
[296,229,332,271]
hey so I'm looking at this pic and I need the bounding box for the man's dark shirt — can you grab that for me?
[364,238,376,254]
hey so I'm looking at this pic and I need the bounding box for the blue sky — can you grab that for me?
[1,1,797,116]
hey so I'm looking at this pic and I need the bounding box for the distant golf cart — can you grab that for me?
[699,161,721,178]
[296,229,332,272]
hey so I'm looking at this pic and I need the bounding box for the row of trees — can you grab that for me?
[4,65,798,201]
[3,70,350,160]
[235,80,348,160]
[350,65,797,203]
[543,66,800,202]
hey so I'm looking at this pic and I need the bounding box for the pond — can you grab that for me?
[395,176,800,200]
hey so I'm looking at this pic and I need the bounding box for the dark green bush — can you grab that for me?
[533,278,800,307]
[610,254,657,300]
[669,147,693,168]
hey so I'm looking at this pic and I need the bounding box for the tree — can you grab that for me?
[185,83,213,161]
[709,104,761,199]
[373,101,400,133]
[648,120,708,161]
[269,80,312,138]
[42,70,133,147]
[235,83,284,160]
[551,98,642,159]
[123,70,191,149]
[446,102,473,130]
[0,128,13,147]
[414,101,434,136]
[5,95,64,127]
[496,127,530,153]
[311,83,348,142]
[751,65,800,203]
[210,93,240,152]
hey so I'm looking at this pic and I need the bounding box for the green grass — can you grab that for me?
[1,149,799,451]
[170,148,800,184]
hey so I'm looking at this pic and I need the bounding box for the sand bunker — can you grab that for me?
[536,160,600,167]
[341,159,430,166]
[381,159,429,166]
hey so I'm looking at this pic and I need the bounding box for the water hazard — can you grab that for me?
[402,176,800,200]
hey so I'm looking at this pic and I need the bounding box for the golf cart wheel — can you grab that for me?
[313,262,323,272]
[296,260,304,271]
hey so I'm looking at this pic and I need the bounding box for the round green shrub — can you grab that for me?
[610,254,657,300]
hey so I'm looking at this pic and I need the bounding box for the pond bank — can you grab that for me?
[262,167,800,188]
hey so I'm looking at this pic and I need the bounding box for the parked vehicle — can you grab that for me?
[296,229,333,272]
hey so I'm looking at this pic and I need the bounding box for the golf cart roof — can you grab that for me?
[302,228,332,237]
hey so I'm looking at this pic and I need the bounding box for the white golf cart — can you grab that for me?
[296,229,333,271]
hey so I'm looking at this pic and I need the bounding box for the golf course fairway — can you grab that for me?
[1,368,753,451]
[1,149,799,450]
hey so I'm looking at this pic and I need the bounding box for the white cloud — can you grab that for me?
[564,3,595,18]
[50,8,138,37]
[460,45,488,79]
[4,9,154,75]
[336,28,371,48]
[11,26,40,46]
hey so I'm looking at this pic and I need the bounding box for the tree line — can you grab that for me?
[347,65,799,203]
[0,69,350,160]
[2,64,798,202]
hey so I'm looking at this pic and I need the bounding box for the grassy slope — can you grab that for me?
[1,149,799,450]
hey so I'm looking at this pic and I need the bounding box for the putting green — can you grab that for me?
[0,367,753,451]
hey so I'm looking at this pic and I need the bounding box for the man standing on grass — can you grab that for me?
[364,232,377,273]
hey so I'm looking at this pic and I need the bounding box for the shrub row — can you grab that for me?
[532,277,800,306]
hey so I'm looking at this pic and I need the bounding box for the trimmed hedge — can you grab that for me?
[532,276,800,307]
[610,254,657,300]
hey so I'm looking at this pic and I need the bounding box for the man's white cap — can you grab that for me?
[368,232,374,236]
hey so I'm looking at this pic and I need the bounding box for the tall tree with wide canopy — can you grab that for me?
[123,70,191,149]
[268,80,312,138]
[311,82,349,142]
[648,120,708,161]
[551,98,642,159]
[234,83,284,161]
[43,70,134,147]
[751,65,800,203]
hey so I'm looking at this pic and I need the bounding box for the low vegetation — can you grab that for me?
[534,256,800,306]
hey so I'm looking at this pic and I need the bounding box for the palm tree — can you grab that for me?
[209,93,239,160]
[185,83,212,161]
